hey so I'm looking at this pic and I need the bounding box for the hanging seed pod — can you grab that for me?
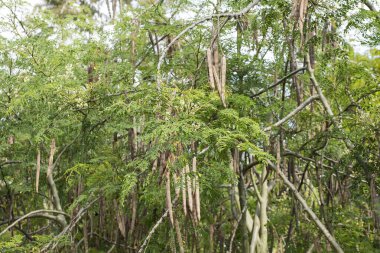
[220,55,227,107]
[166,168,174,226]
[182,167,187,216]
[207,49,215,90]
[36,149,41,193]
[185,164,193,213]
[193,156,201,222]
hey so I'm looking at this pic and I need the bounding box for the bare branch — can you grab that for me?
[267,161,344,253]
[0,210,70,237]
[138,196,179,253]
[363,0,377,11]
[264,95,320,131]
[0,160,21,167]
[41,197,99,252]
[305,53,334,118]
[250,67,306,98]
[284,149,334,169]
[228,204,248,253]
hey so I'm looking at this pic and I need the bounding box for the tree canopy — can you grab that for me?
[0,0,380,252]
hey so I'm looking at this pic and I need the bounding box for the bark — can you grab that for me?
[83,214,89,253]
[210,224,215,252]
[129,188,137,238]
[363,0,377,11]
[289,36,302,105]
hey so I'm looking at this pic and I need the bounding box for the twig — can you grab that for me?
[267,160,344,253]
[250,67,306,98]
[264,95,320,131]
[138,196,179,253]
[41,197,99,252]
[0,210,70,237]
[0,161,22,167]
[228,204,248,253]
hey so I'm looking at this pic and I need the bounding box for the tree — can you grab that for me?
[0,0,379,252]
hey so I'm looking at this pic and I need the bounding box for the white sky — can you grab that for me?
[0,0,378,54]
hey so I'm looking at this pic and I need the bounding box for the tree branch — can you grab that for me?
[0,161,22,167]
[250,67,306,98]
[0,210,70,237]
[41,197,99,252]
[264,95,320,131]
[363,0,377,11]
[138,196,179,253]
[267,161,344,253]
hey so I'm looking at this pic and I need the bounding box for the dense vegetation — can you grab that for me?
[0,0,380,252]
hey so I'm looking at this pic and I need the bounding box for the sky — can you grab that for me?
[0,0,378,55]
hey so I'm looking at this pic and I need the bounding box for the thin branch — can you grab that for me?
[51,134,80,170]
[250,67,306,98]
[264,95,320,131]
[284,149,334,169]
[0,161,22,167]
[138,196,179,253]
[305,53,334,119]
[0,210,70,237]
[252,179,263,203]
[243,160,261,175]
[267,160,344,253]
[41,197,99,252]
[228,204,248,253]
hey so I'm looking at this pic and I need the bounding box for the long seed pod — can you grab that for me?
[114,199,126,238]
[182,167,187,216]
[185,164,193,213]
[174,216,185,253]
[166,168,174,226]
[207,49,215,90]
[276,139,281,174]
[220,55,227,107]
[36,149,41,193]
[174,171,180,196]
[212,66,224,106]
[193,156,201,222]
[213,48,220,72]
[129,188,137,237]
[47,139,56,178]
[152,159,158,172]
